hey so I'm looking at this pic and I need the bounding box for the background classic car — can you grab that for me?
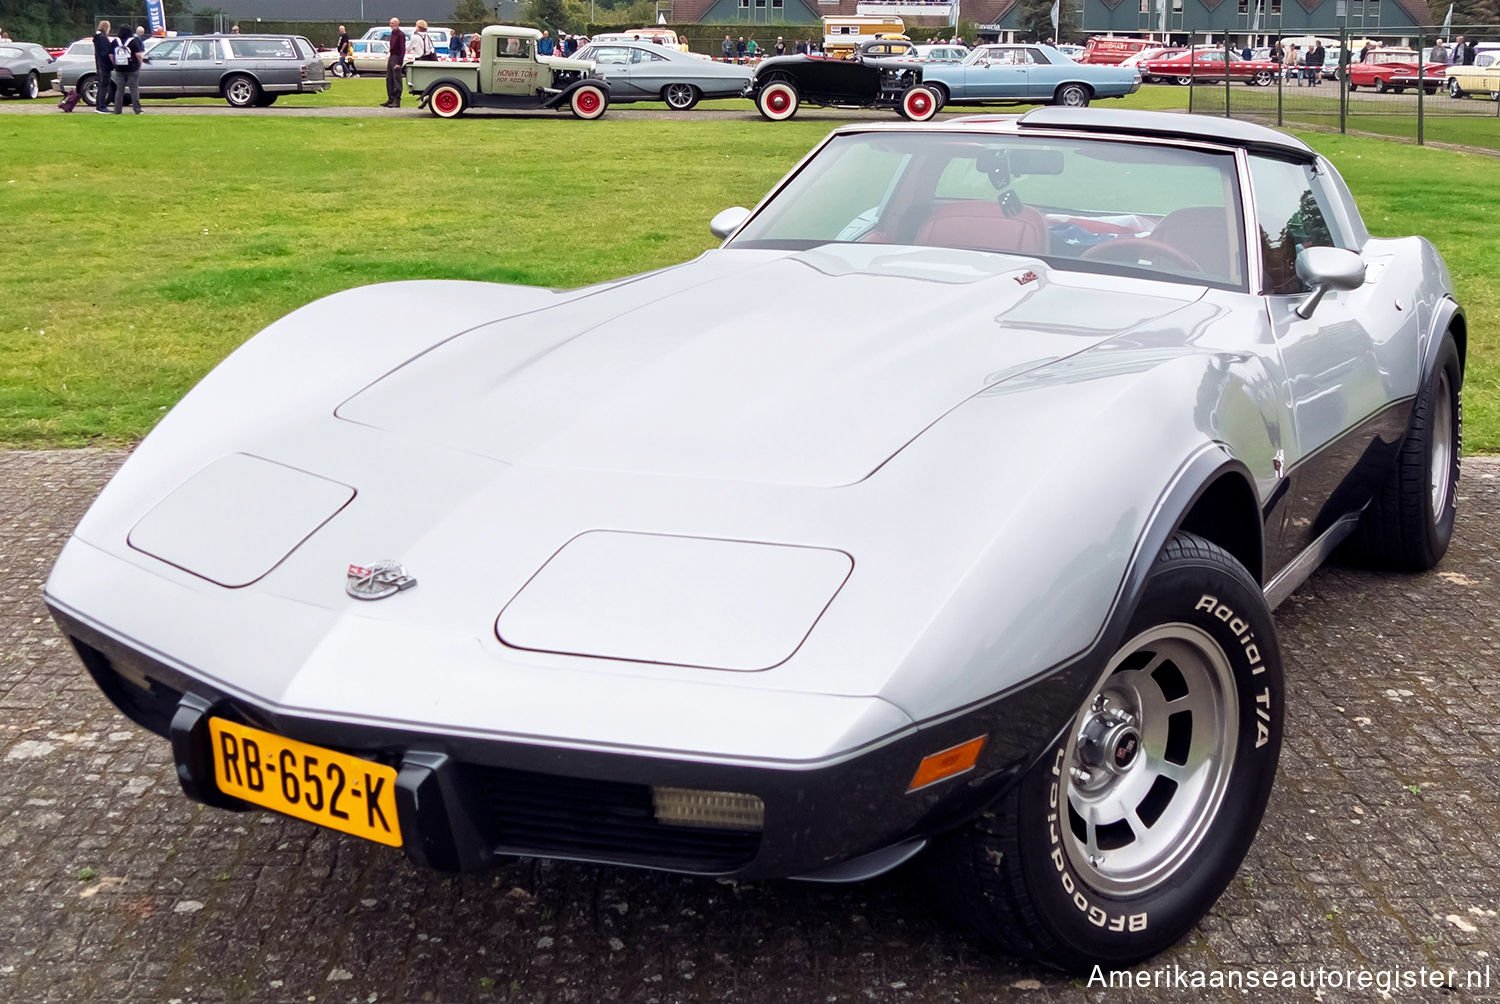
[744,51,928,120]
[62,33,329,107]
[47,108,1463,975]
[407,25,604,119]
[920,44,1142,108]
[0,41,59,98]
[1142,49,1280,85]
[319,39,392,77]
[1446,50,1500,99]
[573,41,750,109]
[1346,50,1444,93]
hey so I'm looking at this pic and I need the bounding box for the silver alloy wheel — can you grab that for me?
[664,82,695,109]
[225,76,256,106]
[1060,623,1238,897]
[1430,368,1454,514]
[26,72,39,98]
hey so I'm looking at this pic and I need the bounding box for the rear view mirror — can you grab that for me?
[1295,247,1366,318]
[710,207,751,240]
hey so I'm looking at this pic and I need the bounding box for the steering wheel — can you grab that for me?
[1081,238,1201,273]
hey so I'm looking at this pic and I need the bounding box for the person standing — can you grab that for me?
[736,36,747,63]
[336,25,353,76]
[722,34,733,61]
[383,17,405,107]
[92,20,114,113]
[1305,40,1324,85]
[775,36,785,56]
[410,20,435,61]
[111,26,146,113]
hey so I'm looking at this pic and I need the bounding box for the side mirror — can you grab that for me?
[709,206,751,240]
[1294,246,1366,318]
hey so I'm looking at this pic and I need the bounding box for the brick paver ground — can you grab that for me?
[2,450,1497,1003]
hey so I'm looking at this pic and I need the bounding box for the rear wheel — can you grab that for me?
[80,74,98,106]
[1343,332,1462,571]
[899,84,939,121]
[1054,82,1090,106]
[756,80,799,121]
[1175,74,1193,86]
[253,93,278,106]
[223,74,261,108]
[1252,70,1273,86]
[923,532,1283,973]
[428,83,466,118]
[569,83,607,119]
[23,71,39,99]
[662,82,699,110]
[329,61,349,78]
[1347,81,1359,91]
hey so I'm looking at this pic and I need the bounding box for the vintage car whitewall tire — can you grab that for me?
[428,83,467,118]
[663,82,699,110]
[899,84,939,121]
[223,74,262,108]
[923,532,1283,972]
[569,83,608,119]
[1053,83,1091,107]
[1345,331,1462,571]
[329,62,349,78]
[756,81,799,121]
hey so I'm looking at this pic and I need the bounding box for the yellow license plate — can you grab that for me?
[208,718,402,848]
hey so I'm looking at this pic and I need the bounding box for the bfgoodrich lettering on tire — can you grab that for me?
[1343,330,1462,571]
[923,531,1283,972]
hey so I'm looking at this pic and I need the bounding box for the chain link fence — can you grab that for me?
[1185,25,1500,153]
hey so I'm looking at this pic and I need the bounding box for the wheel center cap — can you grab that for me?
[1110,727,1142,771]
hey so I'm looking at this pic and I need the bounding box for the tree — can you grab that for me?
[1017,0,1074,43]
[452,0,493,21]
[523,0,571,33]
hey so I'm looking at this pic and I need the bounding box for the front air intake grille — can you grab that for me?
[469,765,761,874]
[69,638,182,738]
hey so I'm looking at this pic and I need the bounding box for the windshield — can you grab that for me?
[728,132,1247,289]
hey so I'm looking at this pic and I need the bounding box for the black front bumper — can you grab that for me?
[51,602,1096,881]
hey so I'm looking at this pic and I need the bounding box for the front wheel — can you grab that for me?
[1054,82,1090,107]
[1448,78,1464,98]
[1348,81,1359,91]
[1175,74,1193,86]
[1374,76,1388,93]
[23,71,39,99]
[253,93,278,106]
[923,532,1283,973]
[1252,70,1273,87]
[79,74,98,106]
[569,83,607,119]
[898,84,939,121]
[1343,332,1461,571]
[756,80,798,121]
[428,83,466,118]
[329,62,349,78]
[223,74,261,108]
[662,82,699,110]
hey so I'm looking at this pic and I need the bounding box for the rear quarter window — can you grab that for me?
[228,38,297,59]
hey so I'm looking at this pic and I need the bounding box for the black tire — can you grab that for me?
[80,74,98,106]
[662,82,699,110]
[253,93,278,106]
[923,531,1283,973]
[1374,77,1388,93]
[223,74,261,108]
[1448,78,1463,98]
[1054,82,1090,107]
[1343,332,1462,571]
[23,71,39,99]
[1348,81,1359,91]
[756,79,798,121]
[1175,74,1193,86]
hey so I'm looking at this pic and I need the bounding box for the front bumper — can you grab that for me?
[49,599,1092,881]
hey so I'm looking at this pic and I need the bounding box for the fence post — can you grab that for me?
[1339,24,1348,134]
[1416,29,1425,146]
[1225,36,1231,117]
[1276,54,1283,127]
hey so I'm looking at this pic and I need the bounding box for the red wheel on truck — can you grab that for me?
[429,84,466,118]
[570,84,607,119]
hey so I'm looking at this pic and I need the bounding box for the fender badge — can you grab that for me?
[347,560,417,601]
[1014,270,1039,286]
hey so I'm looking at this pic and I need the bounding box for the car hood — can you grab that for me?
[336,245,1203,488]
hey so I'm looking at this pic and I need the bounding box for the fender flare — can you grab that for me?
[418,77,472,109]
[1423,295,1465,384]
[541,77,611,109]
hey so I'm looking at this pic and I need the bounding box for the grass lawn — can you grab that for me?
[1,84,1495,452]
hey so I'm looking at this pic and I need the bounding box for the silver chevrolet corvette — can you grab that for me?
[46,109,1464,972]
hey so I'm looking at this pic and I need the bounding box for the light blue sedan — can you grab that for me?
[921,44,1141,108]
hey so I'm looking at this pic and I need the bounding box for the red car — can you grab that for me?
[1346,52,1444,94]
[1142,49,1279,86]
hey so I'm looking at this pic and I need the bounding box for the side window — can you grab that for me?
[150,40,185,60]
[592,46,629,65]
[185,40,216,60]
[1248,156,1344,295]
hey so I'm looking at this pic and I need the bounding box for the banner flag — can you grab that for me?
[1050,0,1060,37]
[1441,3,1453,40]
[146,0,166,36]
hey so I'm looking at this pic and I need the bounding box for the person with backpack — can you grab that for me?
[92,19,114,113]
[111,26,147,113]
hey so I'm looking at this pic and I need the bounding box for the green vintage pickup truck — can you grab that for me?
[406,25,609,118]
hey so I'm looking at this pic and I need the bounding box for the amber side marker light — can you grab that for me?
[908,735,987,792]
